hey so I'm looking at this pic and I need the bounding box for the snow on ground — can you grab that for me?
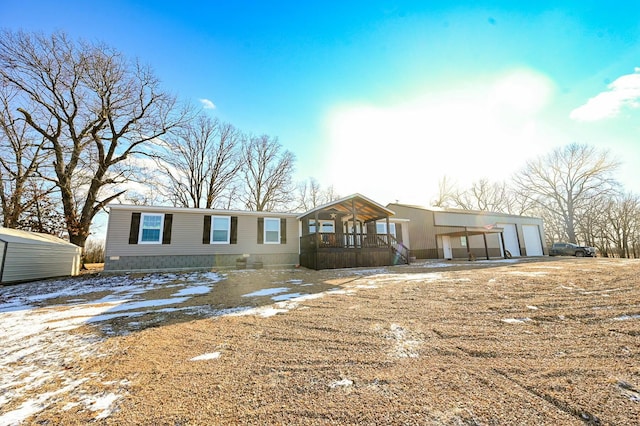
[0,271,223,425]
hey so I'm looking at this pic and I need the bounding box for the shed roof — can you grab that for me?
[0,227,78,247]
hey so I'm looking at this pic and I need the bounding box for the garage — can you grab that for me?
[522,224,544,256]
[0,228,82,284]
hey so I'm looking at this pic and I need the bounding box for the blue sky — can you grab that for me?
[2,1,640,209]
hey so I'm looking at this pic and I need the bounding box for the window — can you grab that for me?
[264,218,280,244]
[376,222,396,237]
[211,216,231,244]
[309,220,334,233]
[139,213,163,244]
[460,237,467,247]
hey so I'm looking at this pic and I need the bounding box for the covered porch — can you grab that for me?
[298,194,409,270]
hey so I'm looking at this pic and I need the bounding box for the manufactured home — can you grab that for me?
[0,227,82,284]
[387,203,546,260]
[104,194,410,272]
[104,195,546,272]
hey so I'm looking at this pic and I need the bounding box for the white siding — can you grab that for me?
[1,242,81,283]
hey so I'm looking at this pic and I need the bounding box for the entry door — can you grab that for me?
[442,235,453,259]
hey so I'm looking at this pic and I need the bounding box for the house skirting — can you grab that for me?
[104,253,299,273]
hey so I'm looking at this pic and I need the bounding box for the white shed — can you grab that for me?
[0,227,82,284]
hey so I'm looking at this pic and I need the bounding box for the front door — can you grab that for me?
[442,235,453,259]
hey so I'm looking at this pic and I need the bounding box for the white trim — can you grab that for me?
[210,215,231,244]
[138,213,164,244]
[264,217,281,244]
[109,203,298,217]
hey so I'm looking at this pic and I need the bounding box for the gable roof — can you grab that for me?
[0,227,78,247]
[298,193,395,223]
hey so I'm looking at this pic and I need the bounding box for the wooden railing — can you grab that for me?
[300,233,394,249]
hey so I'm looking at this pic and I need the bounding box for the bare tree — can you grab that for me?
[155,114,242,208]
[240,134,295,211]
[451,179,515,212]
[512,143,620,244]
[295,177,324,211]
[0,30,182,249]
[0,85,51,228]
[603,193,639,258]
[431,176,457,208]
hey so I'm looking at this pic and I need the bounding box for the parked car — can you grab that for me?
[549,242,596,257]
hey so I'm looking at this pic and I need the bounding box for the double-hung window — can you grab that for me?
[139,213,164,244]
[264,218,281,244]
[211,216,231,244]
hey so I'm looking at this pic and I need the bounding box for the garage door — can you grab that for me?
[498,223,521,257]
[522,224,543,256]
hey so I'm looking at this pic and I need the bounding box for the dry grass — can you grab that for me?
[27,258,640,425]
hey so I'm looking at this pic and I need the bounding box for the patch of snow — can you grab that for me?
[613,314,640,321]
[171,285,212,297]
[87,392,121,419]
[329,378,353,388]
[502,318,531,324]
[271,292,304,302]
[242,287,290,298]
[388,324,421,358]
[527,305,539,310]
[287,279,304,284]
[190,352,221,361]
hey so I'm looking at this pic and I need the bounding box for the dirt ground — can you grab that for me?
[20,258,640,424]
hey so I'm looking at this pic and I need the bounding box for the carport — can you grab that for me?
[437,226,506,260]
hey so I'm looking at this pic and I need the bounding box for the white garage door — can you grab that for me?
[522,224,543,256]
[498,223,521,257]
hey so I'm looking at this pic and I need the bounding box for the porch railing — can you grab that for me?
[300,233,394,249]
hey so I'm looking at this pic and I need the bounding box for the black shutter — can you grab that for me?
[230,216,238,244]
[129,212,141,244]
[395,223,403,243]
[203,215,211,244]
[280,218,286,244]
[162,214,173,244]
[257,217,264,244]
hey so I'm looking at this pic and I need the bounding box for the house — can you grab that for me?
[104,194,410,272]
[0,227,82,284]
[386,203,546,260]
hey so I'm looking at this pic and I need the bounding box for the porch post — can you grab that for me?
[351,198,358,248]
[386,216,391,248]
[483,233,489,260]
[465,227,472,260]
[314,211,319,249]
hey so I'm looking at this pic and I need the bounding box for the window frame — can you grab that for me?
[264,217,281,244]
[376,222,396,237]
[138,213,164,244]
[210,215,231,244]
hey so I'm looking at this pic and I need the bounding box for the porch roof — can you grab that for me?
[297,193,395,223]
[436,226,504,237]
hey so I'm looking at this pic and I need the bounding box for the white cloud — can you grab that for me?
[570,68,640,121]
[199,98,216,110]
